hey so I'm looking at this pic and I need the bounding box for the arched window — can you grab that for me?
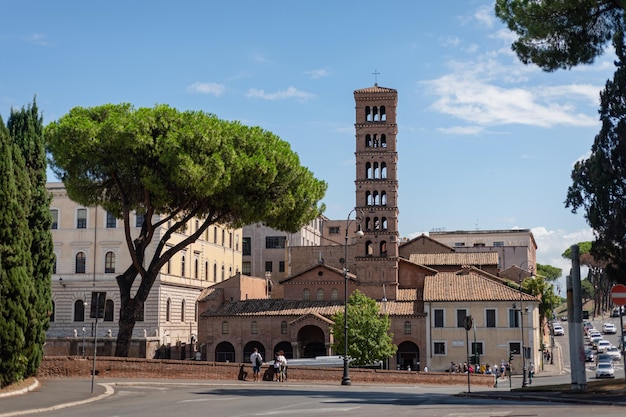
[366,191,373,206]
[75,252,86,274]
[366,162,372,179]
[366,241,374,256]
[74,300,85,322]
[404,321,411,335]
[104,251,115,273]
[365,217,371,231]
[373,191,380,206]
[365,106,372,122]
[205,261,209,280]
[380,241,388,256]
[303,288,310,301]
[194,257,199,278]
[166,298,171,322]
[213,263,217,281]
[372,106,379,122]
[381,134,387,147]
[281,320,288,334]
[251,321,258,334]
[104,299,114,321]
[316,288,324,300]
[382,217,388,230]
[380,106,386,122]
[381,162,387,179]
[222,321,229,334]
[373,134,379,147]
[374,217,380,230]
[181,254,186,277]
[221,264,225,281]
[381,191,387,205]
[181,299,186,322]
[365,134,372,147]
[373,162,379,179]
[331,288,339,301]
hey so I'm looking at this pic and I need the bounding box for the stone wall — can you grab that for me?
[37,356,495,387]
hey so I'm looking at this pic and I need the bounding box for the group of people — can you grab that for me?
[448,361,510,377]
[249,348,288,382]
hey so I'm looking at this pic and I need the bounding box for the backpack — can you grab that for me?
[256,355,262,366]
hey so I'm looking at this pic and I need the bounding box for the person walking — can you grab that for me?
[250,348,263,382]
[528,362,535,384]
[277,350,288,382]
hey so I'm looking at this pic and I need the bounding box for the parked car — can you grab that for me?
[596,362,615,378]
[603,323,617,334]
[553,325,565,336]
[597,340,612,353]
[606,346,621,361]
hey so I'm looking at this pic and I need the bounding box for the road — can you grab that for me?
[30,381,626,417]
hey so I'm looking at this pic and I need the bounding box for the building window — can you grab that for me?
[329,226,340,234]
[493,241,504,247]
[486,309,496,328]
[242,237,251,256]
[104,299,114,321]
[222,321,229,335]
[303,288,310,301]
[251,321,258,334]
[471,342,484,356]
[205,261,209,280]
[456,309,467,328]
[135,211,145,228]
[194,256,199,279]
[50,301,55,322]
[434,309,444,328]
[221,230,225,246]
[75,252,86,274]
[316,288,324,300]
[77,208,87,229]
[221,265,225,281]
[242,262,251,276]
[166,298,171,322]
[213,263,217,281]
[454,242,465,247]
[404,321,411,335]
[181,300,186,322]
[51,209,59,229]
[331,288,338,301]
[265,261,273,273]
[281,320,288,334]
[473,243,485,247]
[181,253,186,277]
[279,261,285,273]
[106,211,116,228]
[434,342,446,355]
[509,308,520,328]
[104,251,116,273]
[74,300,85,322]
[265,236,286,249]
[509,342,521,355]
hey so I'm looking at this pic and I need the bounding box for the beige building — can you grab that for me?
[46,182,242,357]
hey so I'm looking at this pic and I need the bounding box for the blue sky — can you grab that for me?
[2,1,614,292]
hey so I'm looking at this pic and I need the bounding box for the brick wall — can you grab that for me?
[37,356,495,387]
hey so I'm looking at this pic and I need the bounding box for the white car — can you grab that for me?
[597,340,612,353]
[606,346,622,361]
[603,323,617,334]
[553,325,565,336]
[596,362,615,378]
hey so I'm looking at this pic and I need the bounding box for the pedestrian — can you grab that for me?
[273,353,281,381]
[529,362,535,384]
[423,365,428,372]
[250,348,263,382]
[277,350,288,382]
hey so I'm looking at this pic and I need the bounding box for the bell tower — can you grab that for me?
[353,84,399,300]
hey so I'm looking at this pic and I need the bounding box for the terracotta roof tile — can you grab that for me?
[424,270,538,302]
[354,85,397,94]
[409,252,498,266]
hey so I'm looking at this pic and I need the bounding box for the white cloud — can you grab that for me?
[246,86,314,102]
[437,125,484,135]
[305,68,330,79]
[473,5,495,29]
[25,33,50,46]
[186,82,226,96]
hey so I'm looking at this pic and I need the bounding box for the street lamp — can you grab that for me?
[518,262,535,388]
[342,208,364,386]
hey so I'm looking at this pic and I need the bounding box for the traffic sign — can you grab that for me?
[610,284,626,306]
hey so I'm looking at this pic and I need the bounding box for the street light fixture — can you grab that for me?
[342,208,364,386]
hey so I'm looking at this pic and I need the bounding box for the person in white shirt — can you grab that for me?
[250,347,263,382]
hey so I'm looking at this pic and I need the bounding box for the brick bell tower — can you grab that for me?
[353,84,399,300]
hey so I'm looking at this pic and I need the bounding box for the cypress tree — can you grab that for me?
[0,115,34,387]
[8,99,54,376]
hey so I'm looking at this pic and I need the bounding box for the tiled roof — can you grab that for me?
[409,252,498,266]
[197,287,222,302]
[354,84,397,94]
[424,270,538,302]
[200,298,424,318]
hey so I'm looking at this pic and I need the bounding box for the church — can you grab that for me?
[197,84,541,372]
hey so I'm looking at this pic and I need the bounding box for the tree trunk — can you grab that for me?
[114,296,140,357]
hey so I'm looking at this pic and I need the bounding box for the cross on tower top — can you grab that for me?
[372,69,380,85]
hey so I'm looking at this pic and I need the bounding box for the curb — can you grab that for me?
[0,380,39,399]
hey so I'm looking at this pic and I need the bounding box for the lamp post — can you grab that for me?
[342,208,364,386]
[518,262,535,388]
